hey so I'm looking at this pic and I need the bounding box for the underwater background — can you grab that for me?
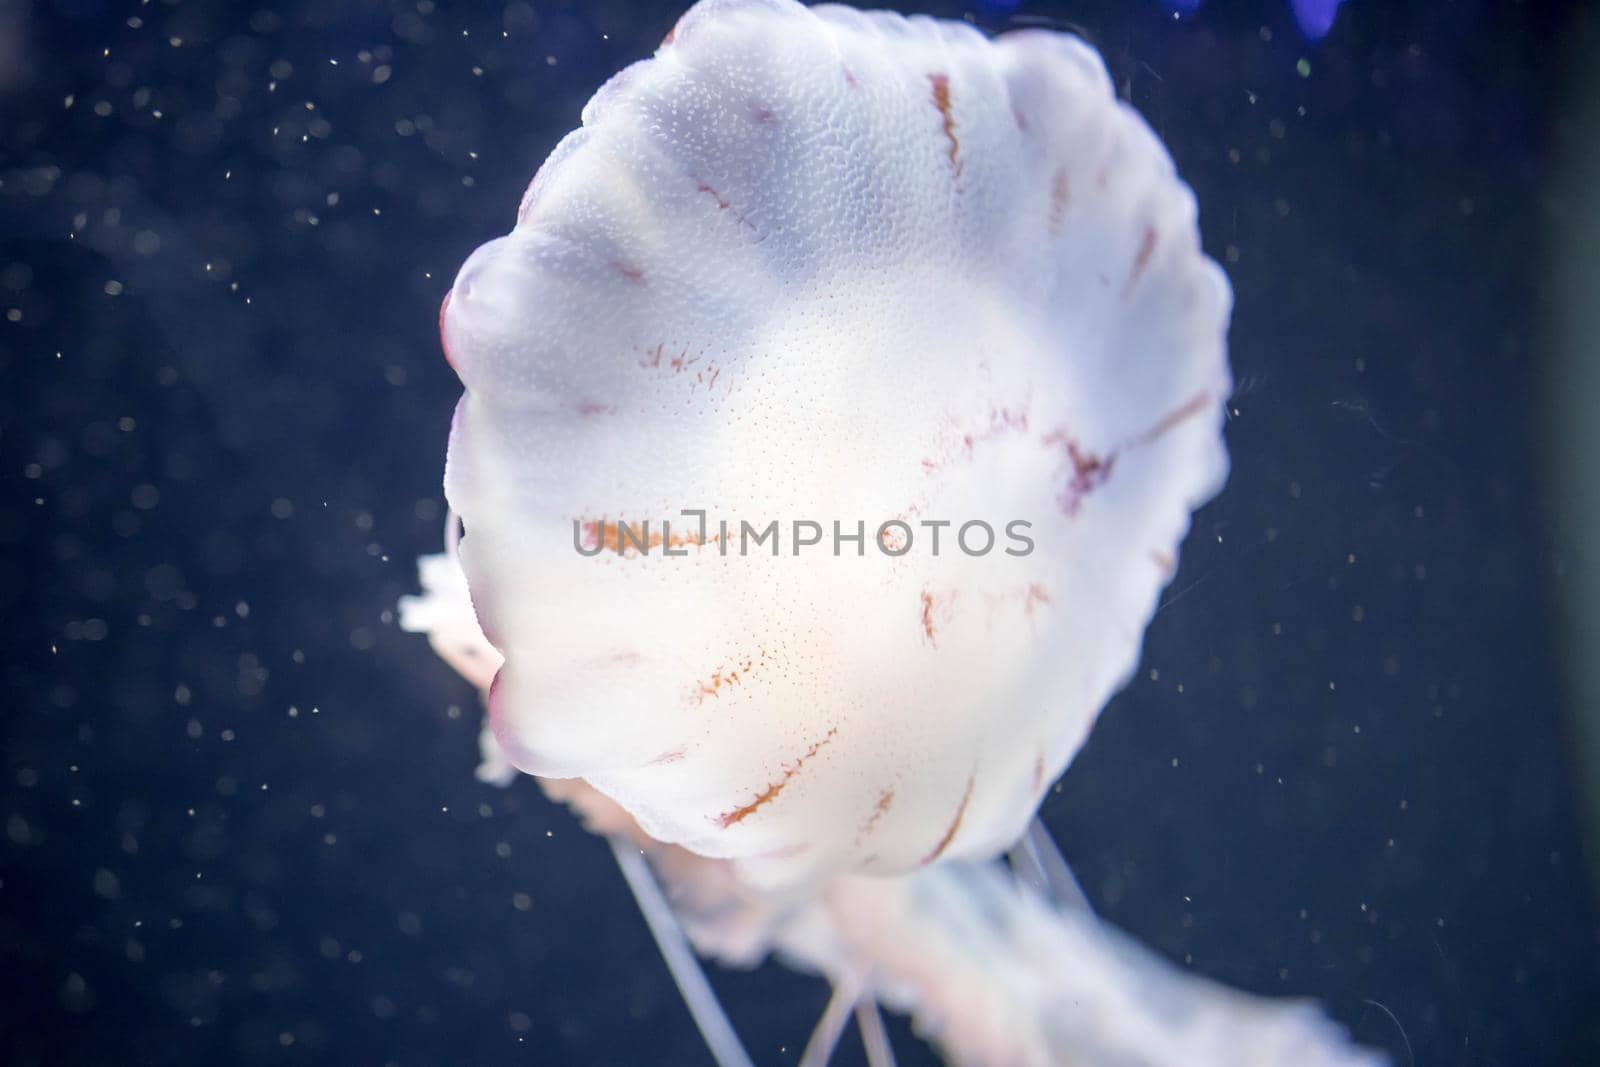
[3,0,1598,1063]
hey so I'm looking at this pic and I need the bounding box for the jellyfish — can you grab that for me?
[1160,0,1346,42]
[1288,0,1346,41]
[400,1,1385,1063]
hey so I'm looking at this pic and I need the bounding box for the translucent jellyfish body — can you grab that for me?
[440,0,1229,890]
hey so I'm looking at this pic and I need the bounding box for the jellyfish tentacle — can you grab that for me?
[799,978,866,1067]
[608,838,756,1067]
[1005,816,1091,912]
[397,551,505,695]
[855,999,897,1067]
[789,861,1387,1067]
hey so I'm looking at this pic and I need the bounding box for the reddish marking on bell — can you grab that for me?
[920,590,938,645]
[715,728,838,828]
[438,289,459,373]
[932,404,1033,472]
[922,775,974,865]
[692,652,764,705]
[1149,549,1176,574]
[990,406,1028,433]
[646,747,687,766]
[1123,225,1158,297]
[661,24,676,46]
[842,64,859,89]
[1044,431,1116,516]
[1041,393,1212,517]
[1012,105,1029,132]
[697,180,731,211]
[750,102,775,124]
[575,401,613,417]
[1023,582,1051,617]
[1032,754,1047,793]
[1067,443,1114,505]
[694,179,757,234]
[581,519,714,557]
[615,261,646,285]
[1131,390,1212,447]
[581,519,640,555]
[928,73,961,176]
[857,788,895,843]
[1049,168,1070,234]
[694,667,738,702]
[669,348,697,373]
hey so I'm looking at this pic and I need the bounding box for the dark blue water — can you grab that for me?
[2,1,1596,1064]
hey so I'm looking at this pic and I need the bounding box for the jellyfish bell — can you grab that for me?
[438,0,1229,891]
[404,2,1384,1064]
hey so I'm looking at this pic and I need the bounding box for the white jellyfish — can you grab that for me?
[401,2,1387,1064]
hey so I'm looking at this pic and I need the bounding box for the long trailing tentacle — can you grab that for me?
[608,838,756,1067]
[1006,816,1092,912]
[800,978,864,1067]
[799,860,1386,1067]
[855,999,898,1067]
